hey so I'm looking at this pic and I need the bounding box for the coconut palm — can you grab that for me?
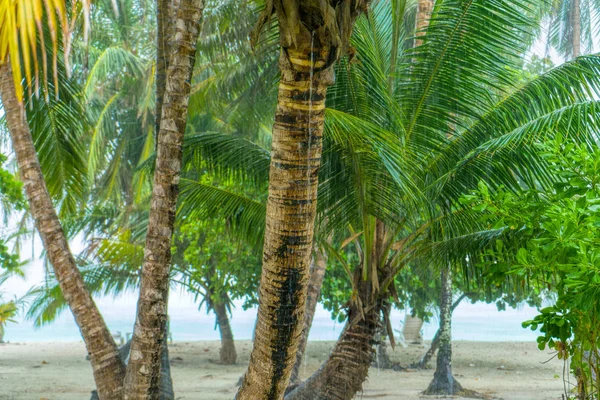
[0,2,127,396]
[544,0,600,59]
[0,0,206,397]
[174,0,600,397]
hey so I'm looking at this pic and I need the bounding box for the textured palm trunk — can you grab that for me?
[423,264,463,395]
[123,0,204,398]
[90,332,174,400]
[413,293,467,370]
[290,249,328,383]
[236,46,333,400]
[238,2,370,398]
[572,0,581,58]
[285,277,381,400]
[214,300,237,365]
[416,0,434,47]
[0,62,126,400]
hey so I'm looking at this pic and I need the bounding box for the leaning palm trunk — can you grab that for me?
[123,0,204,397]
[290,249,328,383]
[412,293,467,370]
[214,301,237,365]
[286,277,381,400]
[0,62,126,399]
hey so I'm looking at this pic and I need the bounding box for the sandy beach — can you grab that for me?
[0,340,568,399]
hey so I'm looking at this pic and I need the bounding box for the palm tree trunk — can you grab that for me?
[214,301,237,365]
[123,0,204,398]
[235,45,334,400]
[0,62,126,400]
[238,2,370,397]
[290,249,328,383]
[423,264,463,395]
[415,0,434,47]
[572,0,581,58]
[285,277,381,400]
[413,293,467,370]
[91,331,174,400]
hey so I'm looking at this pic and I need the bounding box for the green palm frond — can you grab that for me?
[401,0,536,147]
[178,179,266,247]
[24,68,88,217]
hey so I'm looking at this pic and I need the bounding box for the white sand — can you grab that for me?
[0,340,569,399]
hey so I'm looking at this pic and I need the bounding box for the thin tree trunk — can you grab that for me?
[415,0,434,47]
[285,277,381,400]
[412,293,467,370]
[289,249,328,383]
[123,0,204,397]
[214,300,237,365]
[423,264,464,395]
[572,0,581,58]
[0,62,126,399]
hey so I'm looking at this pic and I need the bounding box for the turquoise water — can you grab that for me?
[3,290,542,343]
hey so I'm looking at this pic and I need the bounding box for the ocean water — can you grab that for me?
[2,288,542,343]
[1,238,543,343]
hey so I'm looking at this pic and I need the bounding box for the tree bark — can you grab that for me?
[289,249,327,383]
[415,0,434,47]
[236,45,333,400]
[412,293,467,370]
[423,264,463,395]
[123,0,204,398]
[90,333,174,400]
[285,277,381,400]
[237,3,370,398]
[572,0,581,58]
[0,62,126,400]
[214,300,237,365]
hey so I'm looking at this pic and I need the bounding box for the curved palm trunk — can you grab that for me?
[286,278,381,400]
[214,300,237,365]
[289,249,327,383]
[123,0,204,397]
[413,293,467,370]
[0,62,126,399]
[572,0,581,58]
[423,264,464,395]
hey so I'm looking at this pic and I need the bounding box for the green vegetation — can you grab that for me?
[0,0,600,398]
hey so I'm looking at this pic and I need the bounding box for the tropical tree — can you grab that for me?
[463,139,600,399]
[175,0,600,398]
[0,0,205,397]
[543,0,600,60]
[235,1,373,398]
[0,2,127,396]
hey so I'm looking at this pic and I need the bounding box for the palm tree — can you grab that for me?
[1,0,206,396]
[544,0,600,60]
[235,1,372,398]
[0,3,126,397]
[175,0,600,398]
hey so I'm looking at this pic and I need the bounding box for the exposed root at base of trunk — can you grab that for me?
[423,380,488,399]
